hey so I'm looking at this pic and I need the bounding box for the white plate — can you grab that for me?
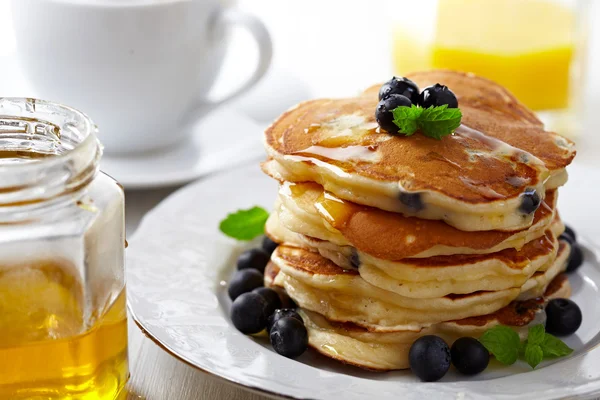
[127,163,600,400]
[100,109,265,189]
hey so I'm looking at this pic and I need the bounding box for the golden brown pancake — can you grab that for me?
[274,181,557,259]
[269,274,571,371]
[263,70,575,231]
[269,243,569,331]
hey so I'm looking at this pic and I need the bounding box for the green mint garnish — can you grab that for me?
[479,324,573,369]
[219,206,269,241]
[541,333,574,358]
[391,104,422,136]
[479,325,521,365]
[391,104,462,139]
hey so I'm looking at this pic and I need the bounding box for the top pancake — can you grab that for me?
[263,70,575,231]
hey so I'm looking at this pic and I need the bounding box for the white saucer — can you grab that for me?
[127,162,600,400]
[100,109,265,189]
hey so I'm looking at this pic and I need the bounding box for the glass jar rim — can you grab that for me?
[0,98,102,210]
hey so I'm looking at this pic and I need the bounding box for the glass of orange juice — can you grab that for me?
[391,0,590,138]
[0,98,128,399]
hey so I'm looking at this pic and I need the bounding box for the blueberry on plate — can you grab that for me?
[270,316,308,358]
[559,232,575,246]
[375,94,413,134]
[545,298,582,336]
[253,287,282,318]
[450,337,489,375]
[564,225,577,241]
[231,292,268,334]
[267,308,303,333]
[566,243,584,273]
[378,76,420,104]
[228,269,264,301]
[409,335,451,382]
[418,83,458,109]
[262,236,279,255]
[237,248,270,273]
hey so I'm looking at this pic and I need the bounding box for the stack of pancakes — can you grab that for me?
[261,70,576,371]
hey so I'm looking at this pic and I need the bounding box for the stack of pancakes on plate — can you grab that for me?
[261,70,576,371]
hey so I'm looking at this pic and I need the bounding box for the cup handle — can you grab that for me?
[205,8,273,108]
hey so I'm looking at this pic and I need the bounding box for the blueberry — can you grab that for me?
[237,248,270,273]
[231,292,268,334]
[450,337,489,375]
[418,84,458,108]
[566,243,584,273]
[559,233,575,246]
[270,317,308,358]
[519,189,541,214]
[253,287,282,318]
[350,249,360,269]
[545,298,582,336]
[267,308,303,333]
[228,269,264,301]
[409,335,451,382]
[375,94,413,134]
[379,76,420,104]
[262,236,279,255]
[564,225,577,241]
[399,192,424,212]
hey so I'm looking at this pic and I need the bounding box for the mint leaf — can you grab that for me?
[528,325,545,346]
[391,105,423,136]
[219,206,269,241]
[479,325,521,365]
[524,344,544,368]
[541,333,574,357]
[418,105,462,140]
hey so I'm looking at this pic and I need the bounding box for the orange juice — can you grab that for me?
[393,0,577,111]
[0,262,128,399]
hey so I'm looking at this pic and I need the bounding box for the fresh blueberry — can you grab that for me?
[237,248,270,273]
[409,335,451,382]
[559,233,575,246]
[450,337,489,375]
[379,76,420,104]
[253,287,282,318]
[267,308,303,333]
[270,317,308,358]
[564,225,577,241]
[418,83,458,108]
[228,269,264,301]
[231,292,268,334]
[262,236,279,255]
[519,189,541,214]
[566,243,584,273]
[350,249,360,269]
[375,94,413,134]
[545,298,582,336]
[399,192,424,212]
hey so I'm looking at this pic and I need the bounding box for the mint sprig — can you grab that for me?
[219,206,269,241]
[391,104,462,139]
[479,324,573,369]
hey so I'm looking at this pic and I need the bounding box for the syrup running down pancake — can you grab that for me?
[263,70,575,231]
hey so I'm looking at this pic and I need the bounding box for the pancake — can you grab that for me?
[299,274,571,371]
[271,181,558,259]
[270,243,569,332]
[263,70,575,231]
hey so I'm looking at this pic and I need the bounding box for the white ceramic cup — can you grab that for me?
[11,0,272,154]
